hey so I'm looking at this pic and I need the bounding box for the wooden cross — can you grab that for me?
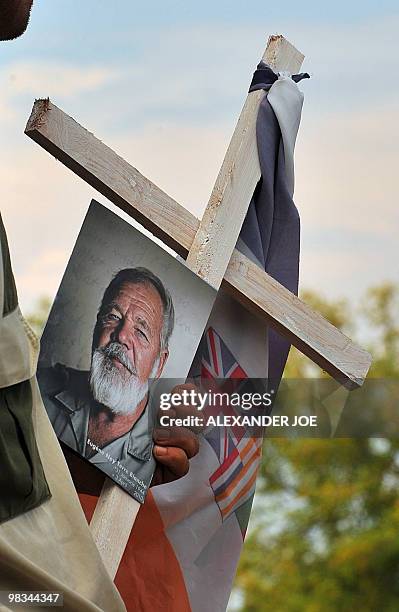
[25,35,371,579]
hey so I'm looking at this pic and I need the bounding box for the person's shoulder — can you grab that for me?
[37,363,87,397]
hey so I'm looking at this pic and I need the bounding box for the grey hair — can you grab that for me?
[94,267,174,351]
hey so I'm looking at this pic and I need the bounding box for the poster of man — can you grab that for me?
[38,200,216,503]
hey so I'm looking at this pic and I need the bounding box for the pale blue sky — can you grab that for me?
[1,1,398,319]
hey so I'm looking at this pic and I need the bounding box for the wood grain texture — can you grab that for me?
[25,99,197,257]
[89,478,140,579]
[25,100,372,388]
[263,34,304,72]
[225,251,371,389]
[184,36,304,289]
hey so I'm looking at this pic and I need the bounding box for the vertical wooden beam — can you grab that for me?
[185,35,304,289]
[90,479,140,579]
[89,35,304,580]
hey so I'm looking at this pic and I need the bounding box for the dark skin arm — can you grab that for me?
[63,384,202,493]
[0,0,33,41]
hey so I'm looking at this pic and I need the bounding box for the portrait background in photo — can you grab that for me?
[39,200,216,374]
[38,200,216,502]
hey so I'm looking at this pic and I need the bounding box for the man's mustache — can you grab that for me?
[98,342,136,375]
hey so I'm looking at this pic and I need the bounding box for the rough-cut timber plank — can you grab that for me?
[25,98,196,257]
[89,479,140,579]
[25,103,372,388]
[225,252,371,389]
[265,34,304,72]
[185,36,304,289]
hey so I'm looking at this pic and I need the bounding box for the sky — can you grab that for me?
[1,0,398,318]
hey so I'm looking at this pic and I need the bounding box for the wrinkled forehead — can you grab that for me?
[110,281,162,311]
[99,282,165,339]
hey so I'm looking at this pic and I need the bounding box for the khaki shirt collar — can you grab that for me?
[54,383,154,462]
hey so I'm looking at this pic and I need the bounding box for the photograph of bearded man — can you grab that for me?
[38,267,174,498]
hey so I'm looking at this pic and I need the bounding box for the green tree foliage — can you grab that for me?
[361,284,399,377]
[235,283,399,611]
[284,283,399,379]
[237,438,399,612]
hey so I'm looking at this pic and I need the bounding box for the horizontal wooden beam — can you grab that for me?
[25,100,371,388]
[25,99,196,257]
[225,252,370,388]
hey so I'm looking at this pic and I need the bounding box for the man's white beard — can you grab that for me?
[90,342,160,416]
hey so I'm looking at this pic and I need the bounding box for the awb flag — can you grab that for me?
[200,327,263,527]
[208,430,262,528]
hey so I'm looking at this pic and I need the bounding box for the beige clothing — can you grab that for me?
[0,222,126,612]
[0,232,37,390]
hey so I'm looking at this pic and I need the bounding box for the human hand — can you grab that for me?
[151,384,201,486]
